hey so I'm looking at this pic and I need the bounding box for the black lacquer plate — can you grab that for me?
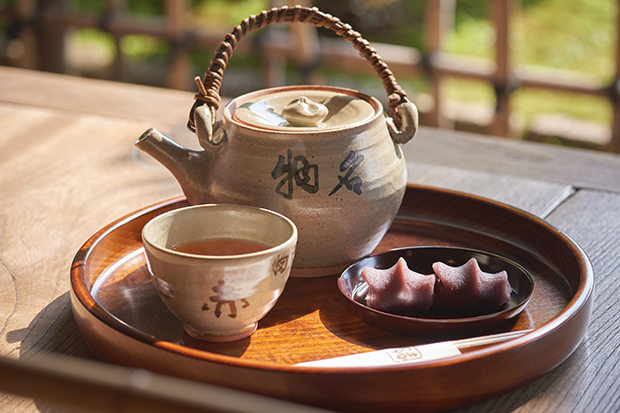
[338,246,534,336]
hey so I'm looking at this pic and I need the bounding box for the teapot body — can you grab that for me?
[136,5,421,277]
[206,86,407,276]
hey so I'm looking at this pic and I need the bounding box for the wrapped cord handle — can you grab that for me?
[188,5,411,133]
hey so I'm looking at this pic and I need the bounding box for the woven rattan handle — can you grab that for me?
[188,5,411,133]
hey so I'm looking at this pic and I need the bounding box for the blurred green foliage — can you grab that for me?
[312,1,426,49]
[446,0,615,127]
[64,0,616,135]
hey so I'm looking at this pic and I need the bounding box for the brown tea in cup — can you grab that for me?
[171,238,270,256]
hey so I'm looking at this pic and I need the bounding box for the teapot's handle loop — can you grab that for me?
[387,100,419,145]
[194,105,226,152]
[187,5,418,141]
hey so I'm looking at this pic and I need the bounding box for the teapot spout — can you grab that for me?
[135,128,213,204]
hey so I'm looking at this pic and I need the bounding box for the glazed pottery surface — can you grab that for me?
[136,86,410,276]
[212,86,408,274]
[141,204,297,341]
[134,6,419,276]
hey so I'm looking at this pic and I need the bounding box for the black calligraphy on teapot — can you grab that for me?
[271,149,364,200]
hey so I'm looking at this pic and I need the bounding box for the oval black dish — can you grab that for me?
[338,246,535,336]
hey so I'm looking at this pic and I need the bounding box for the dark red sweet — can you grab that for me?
[361,257,512,314]
[361,258,436,313]
[433,258,511,312]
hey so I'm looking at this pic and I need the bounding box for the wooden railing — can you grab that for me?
[2,0,619,152]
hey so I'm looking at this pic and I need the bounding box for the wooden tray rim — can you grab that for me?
[70,184,594,374]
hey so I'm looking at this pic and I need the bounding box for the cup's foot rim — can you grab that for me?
[183,323,257,342]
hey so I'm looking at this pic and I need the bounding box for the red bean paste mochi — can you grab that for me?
[362,258,436,313]
[361,257,511,314]
[432,258,512,312]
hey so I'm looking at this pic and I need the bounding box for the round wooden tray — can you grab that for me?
[70,184,593,413]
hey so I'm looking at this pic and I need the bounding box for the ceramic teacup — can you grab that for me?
[142,204,297,342]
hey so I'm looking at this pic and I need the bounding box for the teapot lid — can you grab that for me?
[229,86,379,131]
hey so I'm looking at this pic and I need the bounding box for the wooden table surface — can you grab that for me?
[1,65,619,413]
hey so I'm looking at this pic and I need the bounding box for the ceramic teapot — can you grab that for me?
[135,6,418,277]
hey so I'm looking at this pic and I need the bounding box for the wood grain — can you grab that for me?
[444,188,620,413]
[69,186,591,412]
[1,66,619,413]
[0,101,578,412]
[0,66,211,148]
[0,104,181,361]
[0,104,182,412]
[408,162,574,217]
[0,353,325,413]
[405,126,620,193]
[0,66,190,126]
[2,66,620,192]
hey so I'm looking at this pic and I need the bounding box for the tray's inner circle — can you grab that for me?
[89,215,571,364]
[73,186,592,413]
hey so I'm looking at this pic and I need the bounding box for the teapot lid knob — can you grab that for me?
[282,97,328,127]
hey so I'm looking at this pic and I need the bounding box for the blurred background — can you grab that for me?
[1,0,618,152]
